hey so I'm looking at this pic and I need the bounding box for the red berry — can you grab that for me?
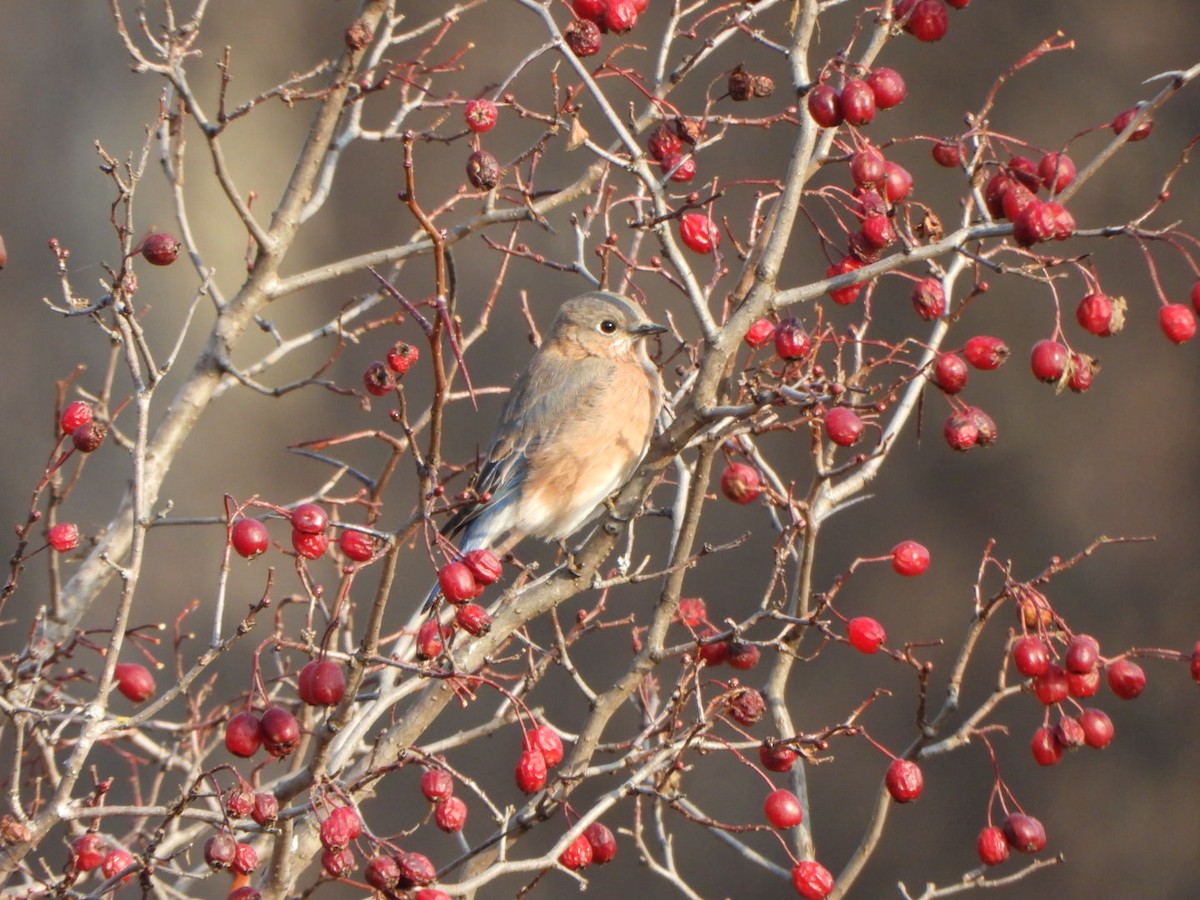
[744,318,775,348]
[850,149,886,189]
[1080,708,1115,748]
[882,161,914,203]
[114,662,155,702]
[1030,726,1063,766]
[911,277,945,321]
[291,503,328,534]
[414,892,451,900]
[931,353,968,394]
[759,742,798,773]
[1159,303,1197,344]
[319,806,362,851]
[365,856,402,892]
[603,0,638,33]
[792,860,835,898]
[984,172,1015,218]
[455,602,491,636]
[232,518,270,559]
[824,407,865,447]
[1055,715,1086,751]
[396,850,436,887]
[321,847,355,878]
[1038,152,1076,194]
[386,341,420,376]
[1046,201,1075,240]
[839,79,876,127]
[931,141,962,168]
[71,421,107,453]
[764,788,804,828]
[963,335,1009,370]
[421,768,455,802]
[584,822,618,864]
[1065,634,1100,674]
[101,847,135,882]
[292,529,329,560]
[679,213,720,254]
[260,706,301,757]
[1002,813,1047,854]
[438,561,480,604]
[1106,658,1146,699]
[1013,200,1057,246]
[1001,181,1038,223]
[1112,107,1153,141]
[696,633,729,666]
[205,833,238,869]
[298,659,346,707]
[226,786,254,818]
[1008,155,1040,190]
[252,792,279,827]
[676,597,707,627]
[523,725,565,767]
[338,528,375,562]
[726,641,761,670]
[416,618,448,660]
[559,833,594,870]
[661,151,696,183]
[726,686,766,725]
[463,548,502,585]
[977,826,1010,866]
[60,400,94,435]
[1191,641,1200,684]
[363,361,394,396]
[48,522,80,552]
[225,712,263,757]
[1068,667,1101,698]
[847,616,886,654]
[647,124,682,161]
[774,318,812,360]
[515,749,547,793]
[141,232,181,266]
[233,842,258,876]
[1012,635,1051,678]
[573,0,607,22]
[891,540,930,576]
[1029,340,1068,383]
[826,255,865,305]
[1032,664,1069,705]
[72,834,108,872]
[943,411,979,452]
[885,758,923,802]
[903,0,948,41]
[464,98,498,133]
[860,214,896,251]
[806,84,843,128]
[435,795,468,833]
[1192,281,1200,315]
[865,67,906,109]
[1076,292,1121,336]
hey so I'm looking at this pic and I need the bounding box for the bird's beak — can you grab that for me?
[632,322,668,337]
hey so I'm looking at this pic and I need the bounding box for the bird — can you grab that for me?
[425,290,666,608]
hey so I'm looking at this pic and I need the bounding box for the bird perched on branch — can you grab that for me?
[425,290,666,608]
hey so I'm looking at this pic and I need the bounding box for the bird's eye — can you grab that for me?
[599,319,618,334]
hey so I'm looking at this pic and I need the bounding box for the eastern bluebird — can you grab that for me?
[425,290,666,607]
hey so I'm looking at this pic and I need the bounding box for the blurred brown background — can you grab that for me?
[1,2,1199,898]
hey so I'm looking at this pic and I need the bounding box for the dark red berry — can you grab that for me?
[1012,635,1051,678]
[824,407,865,447]
[466,149,501,190]
[850,149,886,189]
[573,0,607,22]
[931,141,962,168]
[421,768,455,802]
[696,631,729,666]
[603,0,638,33]
[1191,641,1200,684]
[1080,708,1115,748]
[882,161,914,203]
[321,847,355,878]
[225,712,263,757]
[1054,715,1086,750]
[792,860,835,898]
[1112,107,1153,141]
[647,124,682,161]
[806,84,843,128]
[931,353,968,394]
[1068,667,1101,698]
[231,518,269,559]
[1030,726,1063,766]
[764,788,804,828]
[435,795,468,832]
[891,540,930,576]
[363,361,394,396]
[319,807,362,851]
[291,503,328,534]
[679,213,719,254]
[205,833,238,870]
[463,548,502,585]
[438,562,480,604]
[943,411,979,452]
[1013,200,1057,246]
[726,686,766,725]
[660,151,696,183]
[977,826,1009,866]
[847,617,885,654]
[101,847,135,882]
[365,856,402,892]
[1046,201,1075,240]
[839,79,876,126]
[416,618,448,659]
[114,662,155,702]
[726,641,761,670]
[455,602,491,636]
[911,277,945,321]
[1001,181,1038,223]
[298,659,346,707]
[1065,634,1100,674]
[759,742,798,772]
[1106,658,1146,699]
[60,400,94,435]
[584,822,618,864]
[1159,303,1197,344]
[865,67,906,109]
[464,98,498,133]
[226,786,254,818]
[860,214,895,251]
[774,318,812,360]
[1002,813,1047,854]
[141,232,181,266]
[233,843,258,876]
[1076,292,1122,336]
[903,0,948,41]
[386,341,419,376]
[71,421,107,453]
[1032,664,1069,705]
[1029,340,1068,383]
[515,749,548,793]
[826,255,865,305]
[565,18,602,56]
[260,706,301,757]
[252,792,279,827]
[885,759,923,802]
[396,850,437,887]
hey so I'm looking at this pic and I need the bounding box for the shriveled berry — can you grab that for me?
[660,151,696,183]
[114,663,155,702]
[386,341,419,376]
[885,759,923,802]
[291,503,328,534]
[365,856,401,891]
[205,833,238,870]
[435,795,468,833]
[524,725,565,767]
[963,335,1009,370]
[1032,664,1069,705]
[726,686,766,725]
[1002,813,1047,854]
[321,847,355,878]
[847,617,886,654]
[744,318,775,348]
[463,548,502,585]
[252,792,279,827]
[464,98,498,133]
[1112,107,1153,141]
[515,749,548,793]
[860,214,895,251]
[466,150,501,190]
[1106,658,1146,699]
[824,407,865,447]
[1013,200,1058,246]
[71,421,107,453]
[759,742,798,772]
[233,843,258,876]
[943,411,979,452]
[1159,303,1197,344]
[1030,726,1063,766]
[298,659,346,707]
[931,353,968,394]
[320,807,362,851]
[968,407,996,447]
[48,522,80,553]
[438,561,480,604]
[292,529,329,560]
[891,540,930,576]
[806,84,843,128]
[1008,155,1040,190]
[1055,715,1086,750]
[679,213,720,254]
[396,850,436,887]
[911,277,945,321]
[1038,152,1076,194]
[764,788,804,828]
[559,833,594,870]
[1080,708,1115,748]
[565,18,602,57]
[826,255,865,305]
[1012,635,1051,678]
[1046,201,1075,240]
[232,518,270,559]
[60,400,94,435]
[792,860,835,898]
[1001,181,1038,223]
[1065,634,1100,674]
[1068,667,1101,698]
[260,706,301,757]
[647,123,682,161]
[584,822,618,864]
[977,826,1009,866]
[1029,340,1068,383]
[865,67,906,109]
[141,232,181,266]
[101,848,135,882]
[696,632,729,666]
[225,712,262,758]
[1071,353,1097,392]
[839,79,876,126]
[72,834,108,872]
[455,603,491,636]
[774,318,812,360]
[726,641,761,670]
[338,528,376,562]
[421,768,455,803]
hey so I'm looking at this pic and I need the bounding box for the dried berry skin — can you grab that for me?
[435,795,468,832]
[466,150,501,190]
[205,833,237,870]
[252,792,279,826]
[455,602,492,636]
[911,277,945,321]
[321,847,355,878]
[421,768,455,802]
[728,64,755,102]
[292,529,329,560]
[760,742,799,772]
[233,843,258,876]
[726,641,761,671]
[386,341,420,375]
[1038,152,1076,194]
[523,725,565,767]
[774,318,812,359]
[648,123,682,161]
[726,686,766,725]
[365,856,401,891]
[565,18,602,57]
[943,412,979,452]
[363,360,395,396]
